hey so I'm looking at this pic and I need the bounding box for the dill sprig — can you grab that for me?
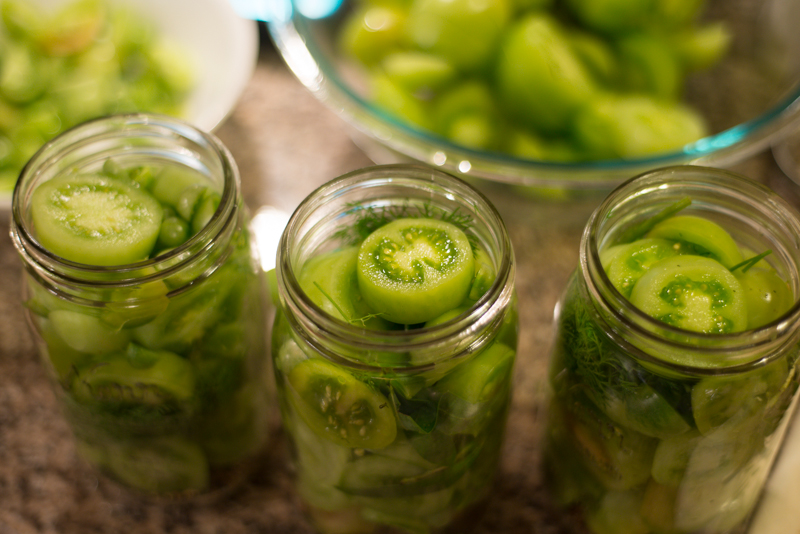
[332,201,478,250]
[730,250,772,273]
[560,288,639,397]
[616,197,692,244]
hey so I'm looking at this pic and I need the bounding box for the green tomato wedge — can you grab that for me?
[434,342,515,404]
[691,359,789,435]
[299,247,395,330]
[629,255,748,334]
[357,218,475,325]
[602,383,691,440]
[645,215,743,269]
[736,267,794,329]
[103,436,209,495]
[287,358,397,449]
[49,309,130,355]
[562,393,657,490]
[602,238,679,298]
[30,173,163,266]
[651,430,702,487]
[73,343,196,405]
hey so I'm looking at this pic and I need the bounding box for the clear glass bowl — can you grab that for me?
[268,0,800,192]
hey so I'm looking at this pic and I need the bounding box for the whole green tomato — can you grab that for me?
[406,0,511,73]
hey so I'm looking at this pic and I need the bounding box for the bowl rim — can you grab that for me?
[268,4,800,190]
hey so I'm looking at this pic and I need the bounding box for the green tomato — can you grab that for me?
[102,435,209,495]
[30,173,164,266]
[615,32,683,100]
[406,0,511,73]
[287,358,398,449]
[357,218,475,325]
[602,238,679,298]
[434,342,515,404]
[646,215,743,269]
[496,14,596,133]
[560,392,657,490]
[299,246,396,329]
[691,359,789,435]
[370,71,431,130]
[629,255,748,334]
[565,0,655,33]
[380,51,456,93]
[49,309,130,355]
[339,5,407,66]
[736,267,794,329]
[572,93,707,159]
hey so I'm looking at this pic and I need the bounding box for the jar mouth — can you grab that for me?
[10,113,239,289]
[583,165,800,373]
[277,164,515,371]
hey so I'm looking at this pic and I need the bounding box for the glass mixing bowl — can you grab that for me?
[268,0,800,192]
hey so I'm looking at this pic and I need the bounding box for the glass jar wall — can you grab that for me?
[544,166,800,534]
[9,114,271,499]
[272,164,517,534]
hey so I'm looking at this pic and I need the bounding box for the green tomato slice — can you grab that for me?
[691,359,789,435]
[736,267,794,329]
[561,392,657,491]
[629,255,748,334]
[30,173,163,265]
[602,238,679,298]
[287,358,397,449]
[73,343,196,405]
[645,215,743,269]
[103,436,209,495]
[434,342,515,404]
[357,218,475,325]
[299,247,395,330]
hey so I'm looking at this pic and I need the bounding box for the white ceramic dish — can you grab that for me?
[0,0,260,210]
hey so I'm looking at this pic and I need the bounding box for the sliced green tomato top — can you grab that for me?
[30,173,163,266]
[645,215,743,269]
[602,238,679,298]
[630,255,747,334]
[288,358,397,449]
[357,217,475,325]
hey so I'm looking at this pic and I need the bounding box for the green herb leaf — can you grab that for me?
[730,250,772,274]
[617,197,692,244]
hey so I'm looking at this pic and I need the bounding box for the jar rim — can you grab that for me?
[582,165,800,373]
[10,113,239,287]
[277,163,516,371]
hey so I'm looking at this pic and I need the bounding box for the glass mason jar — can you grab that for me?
[272,164,518,534]
[9,114,270,499]
[544,166,800,534]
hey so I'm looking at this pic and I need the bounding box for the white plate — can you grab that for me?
[0,0,260,210]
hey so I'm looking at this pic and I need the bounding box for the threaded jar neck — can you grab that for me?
[579,165,800,375]
[277,164,515,371]
[10,114,242,301]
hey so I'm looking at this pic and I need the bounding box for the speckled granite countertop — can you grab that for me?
[1,41,798,534]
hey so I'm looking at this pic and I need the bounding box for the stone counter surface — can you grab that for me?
[0,45,796,534]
